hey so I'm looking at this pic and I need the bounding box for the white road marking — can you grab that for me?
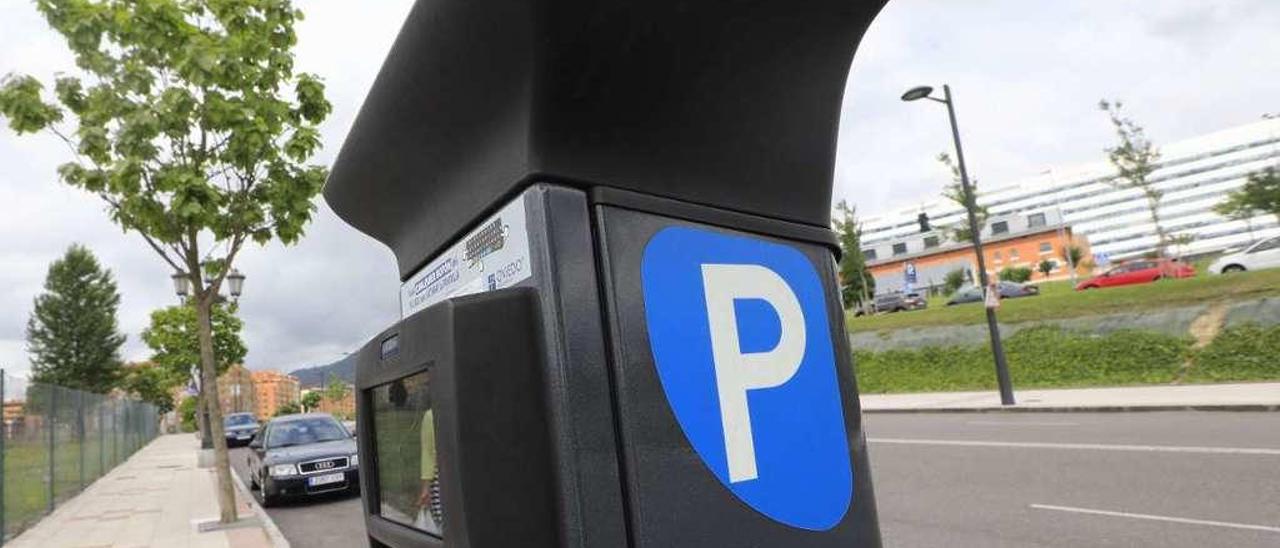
[965,420,1079,427]
[1030,504,1280,534]
[867,438,1280,455]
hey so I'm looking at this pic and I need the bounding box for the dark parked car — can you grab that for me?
[246,413,359,506]
[874,291,927,313]
[223,412,260,447]
[946,281,1040,306]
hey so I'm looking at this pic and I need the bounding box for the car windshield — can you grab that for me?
[267,417,349,448]
[224,414,256,426]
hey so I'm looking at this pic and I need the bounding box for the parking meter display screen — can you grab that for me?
[370,371,443,537]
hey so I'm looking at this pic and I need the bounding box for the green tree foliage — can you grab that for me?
[936,153,989,243]
[1060,244,1085,272]
[0,1,331,523]
[833,200,875,308]
[141,301,246,386]
[1216,167,1280,227]
[275,400,301,417]
[123,362,179,413]
[26,244,125,393]
[1037,259,1055,278]
[1099,100,1166,255]
[998,266,1033,283]
[323,372,349,403]
[178,395,199,432]
[301,390,321,412]
[942,268,968,296]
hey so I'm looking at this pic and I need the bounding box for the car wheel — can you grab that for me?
[249,467,260,491]
[1223,265,1246,273]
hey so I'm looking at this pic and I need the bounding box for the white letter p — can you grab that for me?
[701,264,806,483]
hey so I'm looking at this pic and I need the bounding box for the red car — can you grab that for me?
[1075,258,1195,290]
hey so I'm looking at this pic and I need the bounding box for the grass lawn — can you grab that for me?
[849,268,1280,332]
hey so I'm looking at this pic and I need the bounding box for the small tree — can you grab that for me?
[833,200,875,307]
[323,372,349,403]
[937,153,989,243]
[0,1,331,524]
[1037,259,1055,278]
[122,362,179,414]
[1169,233,1196,259]
[1218,167,1280,227]
[1099,100,1165,256]
[178,395,199,432]
[942,268,968,295]
[301,390,322,412]
[1060,244,1085,274]
[26,244,125,393]
[1213,192,1260,243]
[142,301,246,439]
[275,401,301,417]
[998,266,1033,283]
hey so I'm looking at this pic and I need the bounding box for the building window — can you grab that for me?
[991,221,1009,235]
[892,243,908,256]
[924,235,940,249]
[993,251,1003,263]
[1027,213,1047,228]
[1009,249,1020,261]
[1039,242,1053,254]
[862,248,877,260]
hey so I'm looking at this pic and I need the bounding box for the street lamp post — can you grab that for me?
[902,84,1015,405]
[171,269,247,447]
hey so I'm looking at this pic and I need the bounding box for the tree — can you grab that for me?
[141,301,246,438]
[1217,167,1280,228]
[0,1,331,524]
[301,390,321,412]
[1037,259,1055,278]
[832,200,875,308]
[1099,100,1166,256]
[122,362,179,414]
[937,153,989,243]
[1060,244,1085,274]
[26,244,125,393]
[1169,233,1196,259]
[323,372,349,403]
[178,395,199,432]
[1213,192,1261,243]
[998,266,1032,283]
[942,268,968,296]
[275,401,301,417]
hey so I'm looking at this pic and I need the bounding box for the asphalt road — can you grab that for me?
[230,446,366,548]
[234,412,1280,547]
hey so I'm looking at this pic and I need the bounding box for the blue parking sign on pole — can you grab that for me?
[904,262,917,285]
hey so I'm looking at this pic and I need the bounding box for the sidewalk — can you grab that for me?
[860,382,1280,413]
[9,434,279,548]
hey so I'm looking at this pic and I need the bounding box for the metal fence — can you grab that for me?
[1,370,160,544]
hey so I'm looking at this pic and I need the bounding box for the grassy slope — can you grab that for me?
[849,268,1280,332]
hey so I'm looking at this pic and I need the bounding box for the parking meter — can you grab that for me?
[328,1,888,547]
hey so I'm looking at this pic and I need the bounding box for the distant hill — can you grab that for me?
[290,353,356,388]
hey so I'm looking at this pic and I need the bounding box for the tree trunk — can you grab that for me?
[1145,193,1166,256]
[196,296,238,524]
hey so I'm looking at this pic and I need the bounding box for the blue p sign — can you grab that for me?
[641,226,853,531]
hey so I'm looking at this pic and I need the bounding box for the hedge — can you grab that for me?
[853,324,1280,393]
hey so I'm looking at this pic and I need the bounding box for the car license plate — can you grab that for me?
[308,473,344,487]
[236,434,252,440]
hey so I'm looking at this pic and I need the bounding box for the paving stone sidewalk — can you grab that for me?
[9,434,278,548]
[860,382,1280,412]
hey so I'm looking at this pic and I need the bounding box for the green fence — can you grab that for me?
[1,370,160,544]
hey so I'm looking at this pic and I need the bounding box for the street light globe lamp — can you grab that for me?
[171,272,191,298]
[226,269,246,299]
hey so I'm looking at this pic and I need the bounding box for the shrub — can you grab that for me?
[998,266,1033,283]
[178,396,198,433]
[1037,259,1055,278]
[1188,323,1280,382]
[943,268,968,296]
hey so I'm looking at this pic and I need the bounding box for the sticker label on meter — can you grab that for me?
[640,226,852,531]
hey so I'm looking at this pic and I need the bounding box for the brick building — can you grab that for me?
[251,370,301,420]
[217,364,257,416]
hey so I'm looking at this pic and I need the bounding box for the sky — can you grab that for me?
[2,0,1278,379]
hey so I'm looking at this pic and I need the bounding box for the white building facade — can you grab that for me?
[860,119,1280,263]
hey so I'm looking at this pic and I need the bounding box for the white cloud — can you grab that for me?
[2,0,1278,379]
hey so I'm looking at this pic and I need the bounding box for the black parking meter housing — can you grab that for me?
[335,1,888,547]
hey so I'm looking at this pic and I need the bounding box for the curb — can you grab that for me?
[230,465,292,548]
[863,404,1280,414]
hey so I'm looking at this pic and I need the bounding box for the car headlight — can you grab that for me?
[350,454,359,467]
[269,464,298,477]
